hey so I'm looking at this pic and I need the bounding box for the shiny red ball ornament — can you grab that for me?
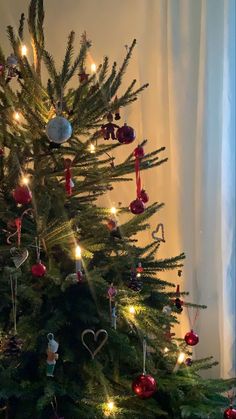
[140,189,149,203]
[130,198,145,214]
[134,145,145,158]
[13,185,32,205]
[224,406,236,419]
[31,262,47,277]
[116,123,136,144]
[184,329,199,346]
[132,374,157,399]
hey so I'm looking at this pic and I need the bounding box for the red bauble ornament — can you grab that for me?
[31,262,47,277]
[107,219,117,231]
[184,329,199,346]
[116,123,136,144]
[224,407,236,419]
[132,374,157,399]
[140,189,149,203]
[130,198,145,214]
[13,185,32,205]
[134,145,145,158]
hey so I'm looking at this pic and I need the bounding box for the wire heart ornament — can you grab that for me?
[152,223,165,243]
[10,247,29,268]
[81,329,108,359]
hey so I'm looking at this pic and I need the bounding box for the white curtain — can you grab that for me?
[0,0,235,377]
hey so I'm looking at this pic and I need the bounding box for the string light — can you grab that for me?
[110,206,117,215]
[129,306,135,315]
[104,400,116,416]
[75,245,81,259]
[164,347,169,354]
[91,63,97,73]
[89,143,96,153]
[177,352,186,364]
[137,272,141,278]
[21,45,27,56]
[22,176,29,185]
[13,111,21,121]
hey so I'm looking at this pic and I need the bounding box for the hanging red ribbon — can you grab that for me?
[134,146,144,199]
[186,306,200,330]
[15,218,22,247]
[64,158,73,196]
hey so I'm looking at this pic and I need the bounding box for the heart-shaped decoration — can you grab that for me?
[10,247,29,268]
[152,223,165,243]
[81,329,108,359]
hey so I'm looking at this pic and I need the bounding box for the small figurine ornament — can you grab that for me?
[6,53,22,83]
[46,333,59,377]
[101,112,119,140]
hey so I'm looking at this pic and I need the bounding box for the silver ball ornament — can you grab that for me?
[162,305,172,315]
[46,116,72,144]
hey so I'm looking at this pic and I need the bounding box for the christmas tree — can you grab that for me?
[0,1,235,418]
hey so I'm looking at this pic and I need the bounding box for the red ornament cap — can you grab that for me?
[224,407,236,419]
[31,262,47,277]
[116,123,136,144]
[134,145,145,158]
[13,185,32,205]
[130,198,145,214]
[132,374,157,399]
[184,329,199,346]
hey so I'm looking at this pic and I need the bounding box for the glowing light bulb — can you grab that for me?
[89,143,95,153]
[13,111,20,121]
[137,272,141,278]
[177,352,186,364]
[21,45,27,56]
[164,347,169,354]
[22,176,29,185]
[129,306,135,315]
[110,206,117,215]
[75,245,81,259]
[107,401,114,411]
[91,63,97,73]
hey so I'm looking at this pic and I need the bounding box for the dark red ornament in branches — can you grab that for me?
[130,198,145,214]
[224,407,236,419]
[184,330,199,346]
[117,123,136,144]
[140,189,149,203]
[132,374,157,399]
[13,185,32,205]
[31,262,47,277]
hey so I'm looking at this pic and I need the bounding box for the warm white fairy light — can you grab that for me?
[129,306,135,315]
[22,176,29,185]
[177,352,186,364]
[75,245,81,259]
[137,272,141,278]
[107,401,114,411]
[13,111,21,121]
[21,45,27,56]
[110,206,117,215]
[164,347,169,354]
[91,63,97,73]
[89,143,96,153]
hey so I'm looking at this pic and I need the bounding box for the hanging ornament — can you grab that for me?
[81,329,108,359]
[184,306,199,346]
[107,283,117,300]
[136,262,144,274]
[114,96,121,120]
[6,53,22,83]
[64,158,74,196]
[3,334,23,357]
[162,305,172,315]
[46,333,59,377]
[132,338,157,399]
[185,357,193,366]
[130,146,147,214]
[107,218,117,232]
[13,185,32,205]
[128,267,142,292]
[78,69,89,83]
[174,284,183,313]
[31,238,47,277]
[224,406,236,418]
[101,112,119,140]
[46,116,72,144]
[184,329,199,346]
[116,123,136,144]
